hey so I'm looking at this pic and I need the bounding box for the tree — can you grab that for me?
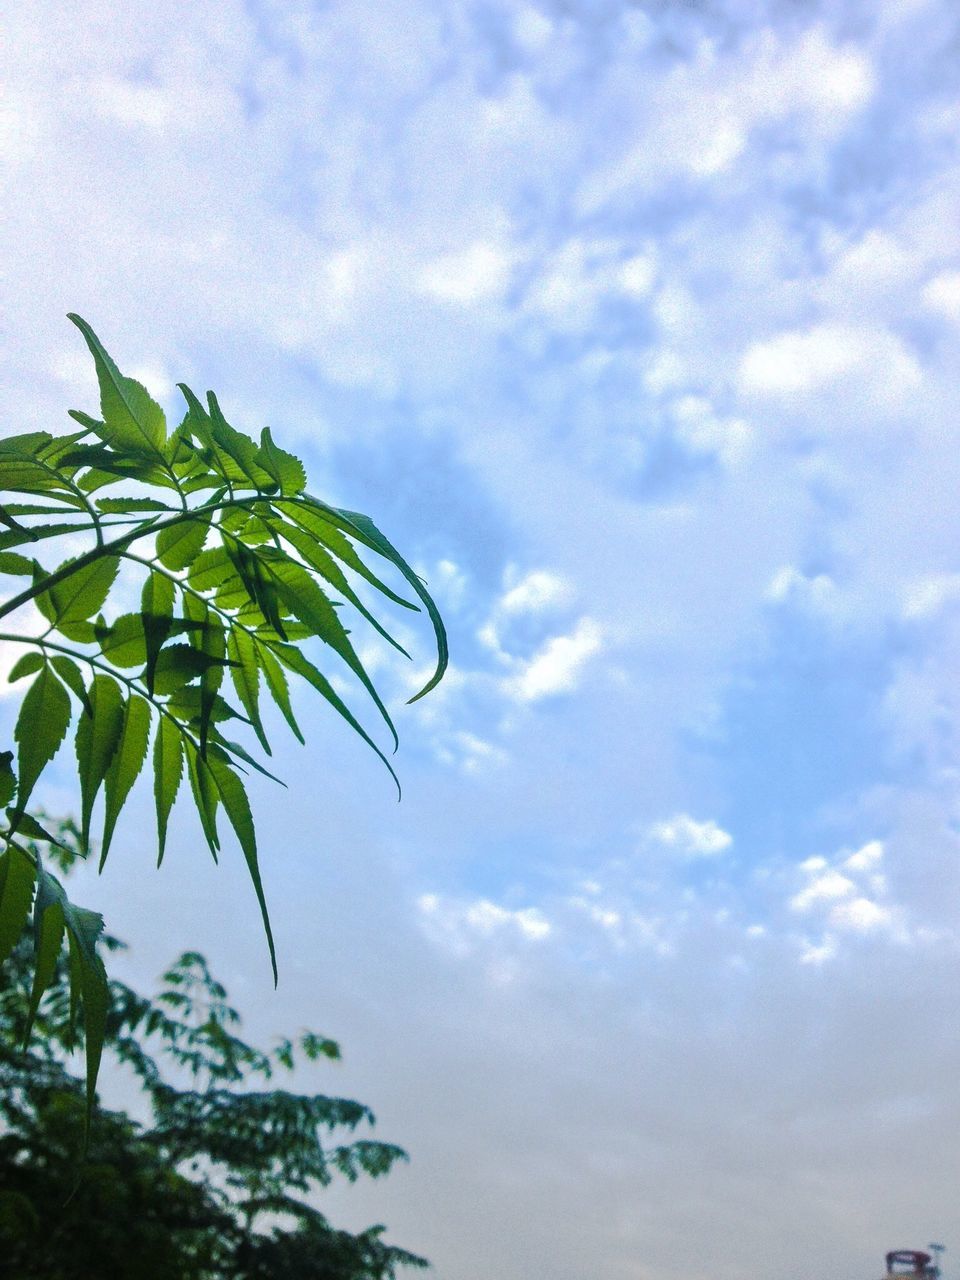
[0,316,446,1114]
[0,817,428,1279]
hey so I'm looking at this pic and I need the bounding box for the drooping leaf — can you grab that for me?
[75,674,124,849]
[152,643,227,695]
[273,644,399,797]
[227,628,269,752]
[68,314,167,458]
[34,554,120,628]
[25,870,66,1043]
[49,655,92,714]
[0,843,35,966]
[6,811,71,850]
[184,740,221,860]
[206,748,277,984]
[154,715,184,865]
[334,506,448,702]
[257,642,304,744]
[14,665,71,814]
[63,895,109,1128]
[101,694,151,867]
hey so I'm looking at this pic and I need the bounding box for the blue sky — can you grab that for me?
[3,1,960,1276]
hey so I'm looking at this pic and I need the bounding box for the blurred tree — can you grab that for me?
[0,818,428,1280]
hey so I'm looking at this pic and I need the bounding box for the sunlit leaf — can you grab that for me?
[68,314,167,458]
[153,715,183,866]
[101,694,151,866]
[14,666,70,814]
[75,674,124,850]
[35,554,120,628]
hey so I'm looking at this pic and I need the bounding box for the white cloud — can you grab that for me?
[417,893,551,948]
[418,241,514,305]
[506,616,603,702]
[499,569,571,616]
[902,573,960,620]
[829,896,893,932]
[843,840,884,872]
[790,870,855,912]
[922,269,960,320]
[648,814,733,858]
[738,323,922,403]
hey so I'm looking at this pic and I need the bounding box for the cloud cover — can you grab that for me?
[3,0,960,1276]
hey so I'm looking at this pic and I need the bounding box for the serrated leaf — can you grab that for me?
[14,666,71,813]
[206,749,277,984]
[0,551,36,576]
[156,516,210,571]
[0,752,15,807]
[68,314,167,457]
[184,740,220,860]
[96,612,148,668]
[142,570,175,694]
[35,554,120,627]
[154,715,183,866]
[75,674,124,849]
[257,642,303,744]
[227,628,269,752]
[273,644,399,797]
[94,496,172,513]
[274,519,411,659]
[152,643,226,695]
[8,652,44,683]
[101,694,151,867]
[25,871,66,1043]
[49,656,92,714]
[207,392,275,489]
[0,844,35,965]
[255,427,306,495]
[335,506,448,702]
[262,551,397,748]
[6,811,70,850]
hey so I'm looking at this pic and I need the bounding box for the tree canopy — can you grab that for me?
[0,818,428,1279]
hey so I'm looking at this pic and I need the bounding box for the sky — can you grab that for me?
[2,0,960,1277]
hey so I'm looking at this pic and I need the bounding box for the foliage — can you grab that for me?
[0,316,446,1127]
[0,819,428,1279]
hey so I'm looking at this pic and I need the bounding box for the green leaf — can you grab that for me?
[206,749,277,984]
[255,428,306,495]
[75,674,124,850]
[257,643,303,744]
[263,551,397,749]
[35,554,120,627]
[156,515,210,571]
[152,643,226,695]
[50,655,92,714]
[63,896,109,1132]
[153,715,184,866]
[184,740,220,860]
[0,551,36,576]
[95,496,172,513]
[25,870,66,1043]
[96,612,148,668]
[0,751,15,807]
[6,811,70,850]
[8,652,44,683]
[273,519,411,659]
[0,844,35,966]
[14,666,71,813]
[142,569,175,694]
[335,506,448,703]
[67,314,167,457]
[227,628,269,753]
[274,644,399,798]
[101,694,151,867]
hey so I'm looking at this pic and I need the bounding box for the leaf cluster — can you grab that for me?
[0,874,427,1279]
[0,316,446,1132]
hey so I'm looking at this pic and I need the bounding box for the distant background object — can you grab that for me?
[885,1250,937,1277]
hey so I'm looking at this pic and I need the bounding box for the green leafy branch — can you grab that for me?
[0,315,447,1130]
